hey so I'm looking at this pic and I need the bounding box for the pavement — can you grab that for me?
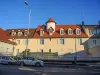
[0,64,100,75]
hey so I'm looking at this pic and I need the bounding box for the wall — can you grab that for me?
[11,38,88,57]
[87,39,100,48]
[0,41,14,56]
[88,45,100,57]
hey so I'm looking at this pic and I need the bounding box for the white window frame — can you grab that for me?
[40,29,44,36]
[24,32,28,36]
[60,28,65,35]
[40,39,44,45]
[77,38,82,45]
[60,39,64,44]
[18,32,21,36]
[76,28,81,35]
[11,32,16,36]
[68,28,73,35]
[97,29,100,34]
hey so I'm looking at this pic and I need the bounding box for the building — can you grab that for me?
[83,25,100,57]
[0,28,16,56]
[5,18,100,57]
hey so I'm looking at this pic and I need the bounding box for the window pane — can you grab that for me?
[40,39,44,44]
[40,30,43,36]
[61,30,64,34]
[60,39,64,44]
[97,29,100,34]
[18,32,21,36]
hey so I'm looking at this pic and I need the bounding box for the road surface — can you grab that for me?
[0,64,100,75]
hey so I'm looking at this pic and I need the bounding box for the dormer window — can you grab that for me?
[68,28,73,35]
[11,30,16,36]
[18,32,21,36]
[40,29,44,36]
[76,28,81,35]
[24,32,28,36]
[60,28,64,35]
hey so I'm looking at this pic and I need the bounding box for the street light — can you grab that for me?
[24,1,31,57]
[74,35,77,67]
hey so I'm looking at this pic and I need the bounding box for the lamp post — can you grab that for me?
[24,1,31,57]
[74,35,77,67]
[12,38,15,56]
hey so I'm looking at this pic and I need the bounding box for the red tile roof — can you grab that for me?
[0,28,17,45]
[33,25,88,38]
[6,28,36,39]
[46,18,56,24]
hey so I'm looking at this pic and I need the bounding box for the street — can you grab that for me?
[0,64,100,75]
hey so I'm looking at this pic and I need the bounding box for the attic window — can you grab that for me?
[76,28,81,35]
[11,32,16,36]
[60,28,64,35]
[40,29,44,36]
[18,32,21,36]
[68,28,73,35]
[24,32,28,36]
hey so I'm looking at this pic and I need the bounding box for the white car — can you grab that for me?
[18,57,44,67]
[0,56,16,65]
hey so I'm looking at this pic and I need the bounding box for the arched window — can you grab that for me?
[76,28,81,35]
[40,29,44,36]
[60,28,64,35]
[68,28,73,35]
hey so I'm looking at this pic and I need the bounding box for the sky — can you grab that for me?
[0,0,100,30]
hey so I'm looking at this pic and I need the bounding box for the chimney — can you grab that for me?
[82,21,84,25]
[98,20,100,25]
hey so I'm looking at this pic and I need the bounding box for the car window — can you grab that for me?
[27,57,33,60]
[23,57,28,60]
[5,57,10,60]
[2,56,6,59]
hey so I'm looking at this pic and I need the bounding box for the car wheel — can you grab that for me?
[20,62,24,66]
[35,62,41,67]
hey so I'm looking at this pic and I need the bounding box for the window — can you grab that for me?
[49,49,51,53]
[97,29,100,34]
[76,28,81,35]
[17,40,20,44]
[18,32,21,36]
[92,29,97,34]
[68,28,73,35]
[40,29,44,36]
[40,39,44,44]
[93,40,96,45]
[89,29,93,35]
[60,39,64,44]
[60,28,64,35]
[89,29,97,35]
[77,39,82,45]
[24,32,28,36]
[25,40,29,45]
[11,32,15,36]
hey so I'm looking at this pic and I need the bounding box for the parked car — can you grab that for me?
[17,57,44,67]
[0,56,16,65]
